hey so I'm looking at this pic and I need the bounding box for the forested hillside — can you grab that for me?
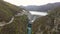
[32,6,60,34]
[0,0,28,34]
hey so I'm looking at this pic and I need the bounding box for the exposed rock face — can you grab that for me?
[32,7,60,34]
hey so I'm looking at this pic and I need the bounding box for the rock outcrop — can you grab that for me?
[32,7,60,34]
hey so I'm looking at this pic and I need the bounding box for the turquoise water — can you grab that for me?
[27,27,32,34]
[27,23,32,34]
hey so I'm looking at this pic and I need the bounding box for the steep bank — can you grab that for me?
[0,0,28,34]
[32,7,60,34]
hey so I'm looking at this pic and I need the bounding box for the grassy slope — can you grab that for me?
[0,0,28,34]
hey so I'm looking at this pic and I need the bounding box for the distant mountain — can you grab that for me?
[21,2,60,12]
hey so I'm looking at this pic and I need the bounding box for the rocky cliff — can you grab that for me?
[32,7,60,34]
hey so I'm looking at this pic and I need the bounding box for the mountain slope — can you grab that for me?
[23,2,60,12]
[32,7,60,34]
[0,0,28,34]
